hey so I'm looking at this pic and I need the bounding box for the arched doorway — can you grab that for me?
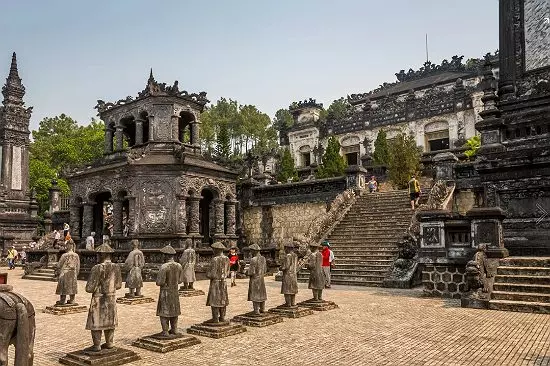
[199,188,215,243]
[179,111,194,144]
[92,191,112,244]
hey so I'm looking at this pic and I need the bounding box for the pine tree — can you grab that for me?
[316,136,347,178]
[215,122,231,160]
[387,132,422,189]
[373,129,389,165]
[277,148,298,183]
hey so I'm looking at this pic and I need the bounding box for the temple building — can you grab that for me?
[66,71,238,250]
[0,53,39,251]
[281,54,499,170]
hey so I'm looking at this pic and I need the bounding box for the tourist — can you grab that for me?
[86,231,95,251]
[63,222,70,238]
[368,176,378,193]
[228,246,239,287]
[7,246,17,270]
[408,175,422,210]
[53,229,61,248]
[321,241,332,288]
[19,247,27,265]
[29,240,36,250]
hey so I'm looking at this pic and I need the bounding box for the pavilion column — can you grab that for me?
[135,119,144,145]
[112,198,123,236]
[81,201,95,239]
[69,202,81,243]
[171,114,179,142]
[213,198,225,238]
[225,200,237,236]
[104,126,114,154]
[115,126,124,151]
[125,196,137,236]
[176,194,187,234]
[188,196,200,235]
[190,120,200,146]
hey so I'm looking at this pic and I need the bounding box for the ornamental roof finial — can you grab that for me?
[2,52,26,106]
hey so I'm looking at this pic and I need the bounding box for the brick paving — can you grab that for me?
[3,266,550,366]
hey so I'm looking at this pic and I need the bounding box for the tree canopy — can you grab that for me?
[373,129,389,165]
[316,136,347,179]
[277,148,298,183]
[387,131,422,189]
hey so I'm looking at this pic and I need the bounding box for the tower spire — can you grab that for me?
[2,52,26,106]
[148,68,154,83]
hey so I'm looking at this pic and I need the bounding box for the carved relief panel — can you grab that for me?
[138,179,175,233]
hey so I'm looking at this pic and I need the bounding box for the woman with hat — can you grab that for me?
[246,243,267,315]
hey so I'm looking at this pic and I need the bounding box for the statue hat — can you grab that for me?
[160,245,176,255]
[308,241,321,248]
[211,241,227,250]
[248,243,261,251]
[96,243,114,253]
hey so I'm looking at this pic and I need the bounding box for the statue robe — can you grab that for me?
[85,261,122,331]
[307,251,325,290]
[156,260,183,318]
[124,249,144,289]
[280,252,299,295]
[247,254,267,302]
[206,255,230,307]
[180,248,196,283]
[56,251,80,296]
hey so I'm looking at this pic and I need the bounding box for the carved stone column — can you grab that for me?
[104,126,114,153]
[69,202,81,243]
[135,119,144,145]
[112,198,123,236]
[81,201,95,239]
[171,114,179,142]
[225,200,237,236]
[126,196,137,236]
[213,199,225,238]
[176,194,187,234]
[190,121,200,147]
[187,196,200,235]
[115,126,124,151]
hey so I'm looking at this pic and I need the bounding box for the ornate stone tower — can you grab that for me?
[0,53,39,249]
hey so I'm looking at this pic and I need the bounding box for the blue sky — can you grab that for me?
[0,0,498,131]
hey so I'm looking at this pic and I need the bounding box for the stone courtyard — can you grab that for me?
[3,267,550,366]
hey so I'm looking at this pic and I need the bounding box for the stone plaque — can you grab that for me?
[524,0,550,71]
[11,145,22,190]
[475,222,498,247]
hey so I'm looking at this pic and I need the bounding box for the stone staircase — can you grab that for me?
[489,257,550,314]
[22,266,57,282]
[298,190,413,286]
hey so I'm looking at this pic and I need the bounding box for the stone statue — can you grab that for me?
[246,244,267,315]
[55,239,80,305]
[307,242,325,301]
[206,241,230,323]
[0,284,35,366]
[180,239,196,290]
[85,243,122,352]
[156,245,183,337]
[124,239,144,297]
[474,243,491,293]
[280,242,299,307]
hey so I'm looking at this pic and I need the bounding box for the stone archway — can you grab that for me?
[199,188,217,243]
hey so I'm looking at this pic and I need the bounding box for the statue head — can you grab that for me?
[131,239,140,250]
[160,245,176,261]
[309,242,321,253]
[185,238,193,249]
[478,243,487,253]
[284,241,295,253]
[95,242,115,262]
[66,239,75,252]
[211,241,227,255]
[248,243,261,256]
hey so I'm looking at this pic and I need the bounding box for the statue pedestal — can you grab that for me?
[132,332,200,353]
[231,311,283,327]
[268,304,314,318]
[43,303,87,315]
[461,291,490,310]
[59,346,140,366]
[116,294,154,305]
[297,299,338,311]
[187,320,246,339]
[178,288,205,297]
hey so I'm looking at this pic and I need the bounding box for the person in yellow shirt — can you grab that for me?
[408,175,422,210]
[6,245,17,270]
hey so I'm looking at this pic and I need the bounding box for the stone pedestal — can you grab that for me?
[59,346,140,366]
[43,303,87,315]
[132,333,201,353]
[231,311,283,327]
[187,320,246,339]
[178,288,205,297]
[268,304,314,318]
[116,294,155,305]
[467,207,508,258]
[297,299,338,311]
[460,294,489,310]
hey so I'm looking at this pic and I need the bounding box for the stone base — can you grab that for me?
[43,303,87,315]
[178,288,205,297]
[297,299,339,311]
[116,295,155,305]
[231,311,284,327]
[59,346,140,366]
[187,320,247,339]
[461,295,489,310]
[268,304,314,318]
[132,332,201,353]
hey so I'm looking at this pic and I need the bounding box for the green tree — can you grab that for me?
[273,108,294,132]
[215,122,231,159]
[387,131,422,189]
[324,97,350,121]
[316,136,347,178]
[373,129,389,165]
[277,148,298,183]
[464,135,481,160]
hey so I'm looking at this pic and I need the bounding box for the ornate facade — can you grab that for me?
[67,72,238,250]
[0,53,39,251]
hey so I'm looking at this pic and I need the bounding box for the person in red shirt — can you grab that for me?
[321,241,332,288]
[228,246,239,287]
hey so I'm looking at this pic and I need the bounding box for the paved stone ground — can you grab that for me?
[3,266,550,366]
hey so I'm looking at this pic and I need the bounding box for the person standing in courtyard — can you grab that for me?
[7,246,17,270]
[228,245,239,287]
[321,241,332,288]
[53,229,61,248]
[63,222,70,239]
[86,232,95,251]
[368,176,378,193]
[19,247,27,265]
[408,175,422,210]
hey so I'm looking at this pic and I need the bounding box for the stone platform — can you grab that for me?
[116,295,155,305]
[231,311,283,327]
[59,346,140,366]
[268,304,314,318]
[132,332,201,353]
[297,299,338,311]
[187,320,246,339]
[43,303,87,315]
[178,288,205,297]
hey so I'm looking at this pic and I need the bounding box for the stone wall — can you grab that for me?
[421,264,466,299]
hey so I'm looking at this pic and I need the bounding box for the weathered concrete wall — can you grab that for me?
[243,202,327,246]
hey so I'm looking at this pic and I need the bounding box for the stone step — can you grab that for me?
[494,274,550,285]
[497,266,550,276]
[331,246,399,251]
[493,282,550,294]
[334,259,394,265]
[22,274,57,282]
[499,257,550,267]
[333,223,410,229]
[36,268,56,274]
[334,263,391,269]
[329,230,407,236]
[331,272,387,280]
[489,299,550,314]
[491,291,550,303]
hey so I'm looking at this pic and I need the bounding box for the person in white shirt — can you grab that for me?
[86,232,96,251]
